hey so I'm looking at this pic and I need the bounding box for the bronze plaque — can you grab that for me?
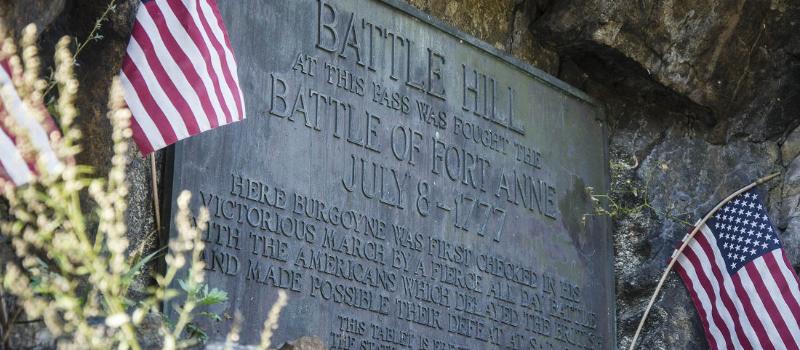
[167,0,613,348]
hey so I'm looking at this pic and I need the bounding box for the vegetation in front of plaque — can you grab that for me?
[0,25,234,349]
[583,155,694,228]
[0,17,292,349]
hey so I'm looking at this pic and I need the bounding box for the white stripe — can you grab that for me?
[701,225,765,347]
[753,256,800,342]
[0,68,62,175]
[120,72,167,150]
[677,254,729,348]
[0,128,32,185]
[198,0,245,119]
[738,268,787,349]
[155,1,229,126]
[134,10,212,132]
[185,0,240,122]
[685,239,745,349]
[129,16,189,139]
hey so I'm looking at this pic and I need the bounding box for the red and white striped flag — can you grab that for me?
[121,0,246,155]
[0,59,63,186]
[675,188,800,349]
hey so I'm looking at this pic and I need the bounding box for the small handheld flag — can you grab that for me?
[0,59,63,187]
[629,173,781,350]
[121,0,246,155]
[675,188,800,348]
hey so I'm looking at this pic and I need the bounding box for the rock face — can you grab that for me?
[205,336,326,350]
[277,336,326,350]
[1,0,799,349]
[407,0,800,348]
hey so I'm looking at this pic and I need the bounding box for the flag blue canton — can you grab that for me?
[707,189,781,274]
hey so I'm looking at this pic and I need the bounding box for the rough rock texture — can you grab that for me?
[205,336,326,350]
[1,0,799,349]
[7,321,53,350]
[0,1,65,35]
[407,0,560,75]
[410,0,800,348]
[277,336,326,350]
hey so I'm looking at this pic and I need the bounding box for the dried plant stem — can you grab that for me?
[72,0,117,63]
[628,172,780,350]
[258,291,288,350]
[43,0,117,97]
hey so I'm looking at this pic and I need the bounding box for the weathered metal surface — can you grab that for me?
[167,0,614,348]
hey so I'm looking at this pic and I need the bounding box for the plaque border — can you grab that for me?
[162,1,616,347]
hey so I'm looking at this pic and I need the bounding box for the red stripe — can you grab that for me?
[198,0,244,119]
[764,253,800,346]
[675,264,720,349]
[129,20,200,135]
[122,52,178,146]
[163,0,234,124]
[0,166,12,185]
[0,60,12,75]
[141,2,220,129]
[37,109,61,144]
[681,247,735,349]
[731,273,775,348]
[129,117,154,155]
[694,233,753,349]
[743,263,798,349]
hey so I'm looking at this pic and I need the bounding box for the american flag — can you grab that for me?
[0,59,63,186]
[675,188,800,349]
[121,0,246,155]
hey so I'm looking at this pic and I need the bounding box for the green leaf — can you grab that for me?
[199,311,221,322]
[122,246,166,288]
[160,312,176,329]
[185,323,209,344]
[178,279,191,294]
[198,287,228,306]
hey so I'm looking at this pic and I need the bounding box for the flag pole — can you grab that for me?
[150,153,161,233]
[627,171,780,350]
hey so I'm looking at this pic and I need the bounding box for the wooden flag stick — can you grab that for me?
[150,153,161,233]
[628,172,781,350]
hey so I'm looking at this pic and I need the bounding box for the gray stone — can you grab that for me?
[205,336,326,350]
[782,155,800,265]
[7,321,54,350]
[278,336,326,350]
[784,126,800,166]
[0,0,65,35]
